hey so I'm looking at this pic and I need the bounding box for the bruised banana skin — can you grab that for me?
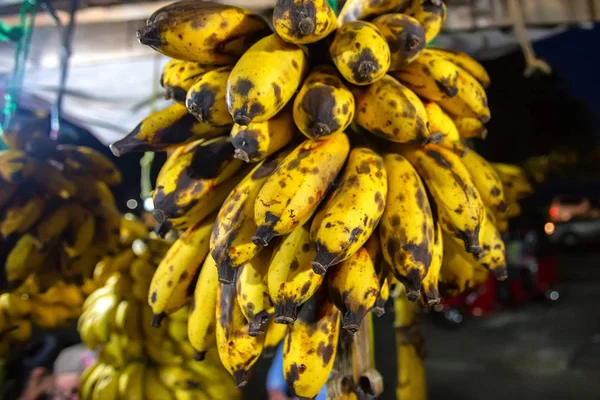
[406,0,446,44]
[460,149,508,213]
[253,133,350,246]
[267,224,323,323]
[379,153,434,301]
[330,21,391,85]
[311,147,387,274]
[227,34,308,125]
[401,144,484,256]
[372,13,426,71]
[187,254,219,361]
[393,49,490,122]
[137,1,270,64]
[421,222,443,305]
[327,247,379,333]
[453,116,487,139]
[424,102,467,155]
[148,214,214,326]
[283,298,340,399]
[273,0,337,44]
[230,104,296,163]
[353,74,435,144]
[427,47,491,88]
[211,154,284,283]
[152,137,243,231]
[161,59,215,103]
[186,66,233,127]
[109,103,228,156]
[215,281,264,387]
[293,65,355,139]
[337,0,411,25]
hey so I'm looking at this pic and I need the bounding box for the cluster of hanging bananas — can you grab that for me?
[78,228,240,400]
[0,139,122,291]
[106,0,533,397]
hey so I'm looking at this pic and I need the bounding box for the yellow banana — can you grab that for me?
[311,147,387,273]
[117,362,145,400]
[439,232,476,297]
[330,21,391,85]
[0,150,34,182]
[158,365,205,391]
[283,297,340,399]
[186,66,233,126]
[406,0,446,43]
[161,59,214,103]
[373,13,426,70]
[109,103,228,156]
[477,208,507,279]
[235,247,273,335]
[91,364,120,400]
[353,74,436,143]
[173,390,210,400]
[55,144,121,186]
[293,65,355,139]
[215,281,264,387]
[421,222,443,305]
[80,362,107,400]
[374,276,390,316]
[227,33,308,125]
[145,367,175,400]
[253,133,350,246]
[273,0,337,44]
[29,160,76,199]
[460,149,508,212]
[152,137,243,232]
[328,247,379,333]
[0,292,32,318]
[453,115,487,139]
[427,47,490,88]
[63,203,96,258]
[492,163,534,201]
[262,318,288,357]
[379,153,434,300]
[267,224,323,323]
[5,234,51,286]
[188,254,219,361]
[115,298,143,340]
[393,49,490,122]
[338,0,411,25]
[0,194,45,239]
[148,214,214,325]
[424,102,467,155]
[401,144,484,256]
[138,2,269,63]
[230,104,296,162]
[210,153,284,282]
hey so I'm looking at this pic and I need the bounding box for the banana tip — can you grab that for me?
[108,142,121,157]
[151,312,166,328]
[252,226,275,247]
[193,350,206,361]
[372,306,385,317]
[357,61,376,79]
[233,113,251,126]
[136,25,161,47]
[422,133,443,145]
[497,202,508,213]
[493,266,508,281]
[406,291,421,302]
[233,370,248,388]
[311,262,327,275]
[233,148,250,163]
[274,315,295,325]
[298,17,315,35]
[342,323,359,334]
[311,123,331,138]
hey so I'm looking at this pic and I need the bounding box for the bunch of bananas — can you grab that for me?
[78,229,240,400]
[0,138,122,291]
[108,0,535,397]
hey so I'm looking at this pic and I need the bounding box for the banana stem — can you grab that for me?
[508,0,551,77]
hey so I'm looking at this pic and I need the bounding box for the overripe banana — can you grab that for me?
[273,0,337,44]
[161,60,214,103]
[406,0,446,44]
[372,13,425,70]
[188,254,219,361]
[460,148,508,212]
[186,66,233,126]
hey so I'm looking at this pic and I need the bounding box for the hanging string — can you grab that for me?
[1,0,39,150]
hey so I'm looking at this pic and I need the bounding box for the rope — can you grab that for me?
[508,0,551,77]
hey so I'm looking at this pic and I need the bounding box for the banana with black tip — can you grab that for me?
[273,0,337,44]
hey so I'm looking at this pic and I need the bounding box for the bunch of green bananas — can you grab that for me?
[108,1,537,398]
[0,138,123,291]
[78,232,240,400]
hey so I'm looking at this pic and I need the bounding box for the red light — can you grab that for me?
[549,206,559,219]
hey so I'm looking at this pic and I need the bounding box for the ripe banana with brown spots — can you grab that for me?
[253,133,350,245]
[353,74,436,144]
[230,104,296,163]
[453,116,487,139]
[427,47,490,88]
[424,102,467,155]
[283,296,340,399]
[311,147,387,274]
[374,276,390,316]
[330,21,391,85]
[327,247,379,333]
[161,59,214,103]
[393,48,491,122]
[267,224,323,323]
[188,254,219,361]
[373,13,426,71]
[379,153,434,301]
[406,0,446,44]
[227,34,308,125]
[476,208,507,279]
[210,153,285,283]
[137,1,270,64]
[293,65,355,139]
[215,281,264,387]
[421,221,443,305]
[337,0,411,25]
[0,194,45,240]
[460,148,508,212]
[273,0,337,44]
[148,214,214,326]
[401,144,484,256]
[186,66,233,126]
[439,231,477,297]
[152,137,244,232]
[109,103,228,156]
